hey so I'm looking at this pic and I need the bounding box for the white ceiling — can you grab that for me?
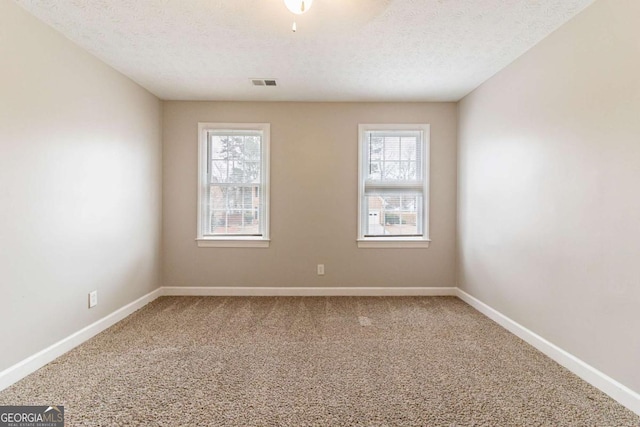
[16,0,595,102]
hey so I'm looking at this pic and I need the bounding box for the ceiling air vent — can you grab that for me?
[251,78,277,87]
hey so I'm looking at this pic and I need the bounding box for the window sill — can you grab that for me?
[197,238,270,248]
[357,239,431,249]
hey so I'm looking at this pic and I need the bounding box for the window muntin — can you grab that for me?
[358,124,430,246]
[198,123,270,246]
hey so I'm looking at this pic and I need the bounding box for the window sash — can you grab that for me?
[365,130,423,183]
[363,194,424,237]
[205,131,263,237]
[205,185,262,237]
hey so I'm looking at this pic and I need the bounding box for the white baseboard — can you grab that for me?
[456,288,640,416]
[161,286,458,297]
[0,288,162,392]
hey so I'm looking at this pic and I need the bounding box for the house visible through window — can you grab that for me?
[358,124,430,248]
[197,123,270,247]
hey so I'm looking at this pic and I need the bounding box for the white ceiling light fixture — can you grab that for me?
[284,0,314,32]
[284,0,314,15]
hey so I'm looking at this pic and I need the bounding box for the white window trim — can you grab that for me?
[196,122,270,248]
[357,123,431,249]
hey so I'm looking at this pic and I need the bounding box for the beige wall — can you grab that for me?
[163,102,457,288]
[0,2,162,371]
[458,0,640,394]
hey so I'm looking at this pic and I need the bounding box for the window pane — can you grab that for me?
[383,161,400,180]
[211,160,228,183]
[383,137,400,160]
[243,136,261,161]
[210,133,262,184]
[369,137,383,160]
[211,136,241,159]
[400,137,417,161]
[228,161,243,182]
[243,161,260,182]
[368,161,382,180]
[367,132,421,183]
[365,194,421,236]
[401,161,417,180]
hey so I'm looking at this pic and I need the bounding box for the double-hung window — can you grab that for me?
[358,124,430,248]
[197,123,270,247]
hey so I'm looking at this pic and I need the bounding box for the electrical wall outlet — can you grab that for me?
[317,264,325,276]
[89,290,98,308]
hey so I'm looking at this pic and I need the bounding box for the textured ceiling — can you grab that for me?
[15,0,595,101]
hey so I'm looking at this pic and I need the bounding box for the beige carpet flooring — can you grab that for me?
[0,296,638,426]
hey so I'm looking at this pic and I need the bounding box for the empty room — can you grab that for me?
[1,0,639,425]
